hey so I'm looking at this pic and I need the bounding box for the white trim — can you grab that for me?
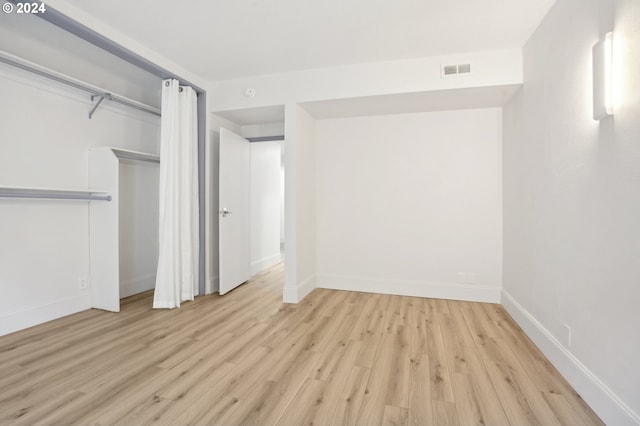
[0,294,90,336]
[283,275,315,304]
[204,126,213,296]
[297,276,315,301]
[251,253,282,276]
[317,275,500,303]
[282,285,298,304]
[501,289,640,426]
[120,273,156,298]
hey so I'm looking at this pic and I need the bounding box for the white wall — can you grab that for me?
[283,104,316,302]
[294,108,317,295]
[250,142,282,275]
[280,150,285,248]
[502,0,640,424]
[209,48,521,308]
[241,122,285,139]
[0,62,159,336]
[315,109,503,302]
[119,160,159,298]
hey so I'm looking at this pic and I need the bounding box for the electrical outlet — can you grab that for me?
[79,277,88,290]
[457,272,466,284]
[563,323,572,348]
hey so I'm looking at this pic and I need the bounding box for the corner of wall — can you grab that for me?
[251,254,282,276]
[206,275,219,294]
[501,289,640,426]
[0,294,91,337]
[282,275,316,304]
[318,275,500,303]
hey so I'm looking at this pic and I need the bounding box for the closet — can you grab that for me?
[90,148,160,312]
[0,10,162,334]
[1,5,208,335]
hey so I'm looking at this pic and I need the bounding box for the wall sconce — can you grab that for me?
[593,32,613,120]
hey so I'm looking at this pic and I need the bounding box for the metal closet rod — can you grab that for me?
[0,50,161,118]
[0,187,112,202]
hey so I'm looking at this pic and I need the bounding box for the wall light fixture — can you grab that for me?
[593,32,613,120]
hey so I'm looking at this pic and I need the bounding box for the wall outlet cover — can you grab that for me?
[78,277,89,289]
[563,323,572,348]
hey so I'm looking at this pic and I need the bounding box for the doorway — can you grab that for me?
[207,105,285,295]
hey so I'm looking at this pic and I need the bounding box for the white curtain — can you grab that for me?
[153,79,199,309]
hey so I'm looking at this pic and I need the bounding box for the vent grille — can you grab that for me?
[458,63,471,74]
[441,63,472,78]
[443,65,458,76]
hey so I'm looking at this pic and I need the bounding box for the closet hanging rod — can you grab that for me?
[0,50,161,118]
[0,187,112,202]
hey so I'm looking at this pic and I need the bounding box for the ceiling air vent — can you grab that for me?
[442,65,458,77]
[458,63,471,74]
[441,63,472,78]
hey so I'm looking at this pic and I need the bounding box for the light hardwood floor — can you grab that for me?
[0,263,602,425]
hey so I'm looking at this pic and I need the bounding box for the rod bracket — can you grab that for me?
[89,93,112,119]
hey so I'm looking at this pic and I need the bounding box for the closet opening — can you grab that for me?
[33,4,209,298]
[118,155,160,299]
[0,5,208,325]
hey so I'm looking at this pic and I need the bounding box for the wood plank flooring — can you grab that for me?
[0,263,603,425]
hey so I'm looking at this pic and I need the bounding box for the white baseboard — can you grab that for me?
[0,293,91,336]
[297,276,315,301]
[316,275,500,303]
[120,274,156,298]
[283,275,315,304]
[251,253,281,276]
[501,290,639,426]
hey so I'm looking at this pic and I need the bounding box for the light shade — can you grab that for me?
[593,32,613,120]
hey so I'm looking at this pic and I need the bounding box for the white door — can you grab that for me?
[219,128,251,294]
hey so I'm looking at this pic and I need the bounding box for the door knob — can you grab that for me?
[220,208,232,217]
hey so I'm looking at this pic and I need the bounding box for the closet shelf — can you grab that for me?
[112,149,160,164]
[0,49,161,119]
[0,186,111,202]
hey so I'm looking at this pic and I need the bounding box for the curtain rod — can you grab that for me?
[0,187,112,202]
[0,49,161,119]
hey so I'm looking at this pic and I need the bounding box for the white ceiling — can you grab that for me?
[301,85,522,119]
[58,0,556,81]
[216,105,285,125]
[211,85,520,124]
